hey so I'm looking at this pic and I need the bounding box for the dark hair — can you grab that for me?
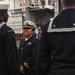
[63,0,75,7]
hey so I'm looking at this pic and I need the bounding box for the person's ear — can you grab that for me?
[61,0,65,8]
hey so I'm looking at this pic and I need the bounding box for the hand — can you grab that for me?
[20,65,24,73]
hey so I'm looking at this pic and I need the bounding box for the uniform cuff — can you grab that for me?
[23,62,29,68]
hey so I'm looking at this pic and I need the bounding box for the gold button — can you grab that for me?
[21,51,23,54]
[21,48,23,50]
[21,59,22,61]
[21,55,22,57]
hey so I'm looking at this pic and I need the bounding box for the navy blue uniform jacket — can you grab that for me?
[37,9,75,75]
[18,35,39,72]
[0,23,19,75]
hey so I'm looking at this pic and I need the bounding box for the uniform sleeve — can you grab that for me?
[23,39,39,69]
[36,21,51,75]
[4,30,20,75]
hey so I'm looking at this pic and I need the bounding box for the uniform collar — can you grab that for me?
[0,22,6,28]
[24,35,32,41]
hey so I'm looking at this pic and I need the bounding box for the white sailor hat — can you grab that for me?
[23,20,37,30]
[0,1,9,10]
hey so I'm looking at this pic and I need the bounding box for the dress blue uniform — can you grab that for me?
[18,20,39,75]
[0,1,19,75]
[18,35,39,75]
[36,9,75,75]
[0,22,19,75]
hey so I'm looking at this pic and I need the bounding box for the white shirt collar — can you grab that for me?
[24,35,32,41]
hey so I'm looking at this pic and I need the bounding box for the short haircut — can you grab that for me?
[63,0,75,7]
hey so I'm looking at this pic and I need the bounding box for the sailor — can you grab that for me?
[18,20,39,75]
[36,0,75,75]
[0,1,19,75]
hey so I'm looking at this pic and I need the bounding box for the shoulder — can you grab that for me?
[32,36,39,43]
[2,24,15,33]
